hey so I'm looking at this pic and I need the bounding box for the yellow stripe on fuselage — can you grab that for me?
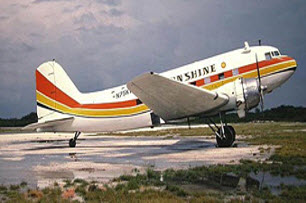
[37,91,149,117]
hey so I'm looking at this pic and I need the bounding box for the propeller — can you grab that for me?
[187,117,191,130]
[255,53,264,112]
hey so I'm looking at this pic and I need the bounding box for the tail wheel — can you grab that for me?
[69,131,81,147]
[216,126,235,147]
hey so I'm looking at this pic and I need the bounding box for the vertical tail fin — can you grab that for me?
[36,61,80,122]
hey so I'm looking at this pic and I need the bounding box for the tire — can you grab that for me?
[69,138,76,148]
[216,126,235,147]
[227,125,236,141]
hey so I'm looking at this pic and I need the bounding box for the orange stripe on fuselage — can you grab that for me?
[36,71,138,109]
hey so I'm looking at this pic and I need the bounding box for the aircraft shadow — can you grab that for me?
[25,138,216,155]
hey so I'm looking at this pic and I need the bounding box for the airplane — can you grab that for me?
[24,42,297,148]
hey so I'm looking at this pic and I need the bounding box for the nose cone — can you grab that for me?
[261,56,297,93]
[289,56,298,71]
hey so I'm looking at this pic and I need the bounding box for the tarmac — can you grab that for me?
[0,126,272,188]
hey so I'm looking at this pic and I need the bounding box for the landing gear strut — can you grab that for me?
[206,113,236,147]
[69,131,81,148]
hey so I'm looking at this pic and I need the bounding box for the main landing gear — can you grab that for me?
[206,113,236,147]
[69,131,81,147]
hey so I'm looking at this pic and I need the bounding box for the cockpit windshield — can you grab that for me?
[265,50,281,60]
[274,51,280,56]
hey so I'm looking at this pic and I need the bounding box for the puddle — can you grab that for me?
[249,171,306,195]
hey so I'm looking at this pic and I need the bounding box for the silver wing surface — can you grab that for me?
[127,72,229,121]
[23,117,74,131]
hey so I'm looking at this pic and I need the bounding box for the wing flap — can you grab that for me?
[127,73,228,120]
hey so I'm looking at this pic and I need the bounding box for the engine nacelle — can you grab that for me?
[234,78,260,118]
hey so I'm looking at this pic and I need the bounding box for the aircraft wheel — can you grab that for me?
[227,125,236,141]
[69,138,76,148]
[216,126,235,147]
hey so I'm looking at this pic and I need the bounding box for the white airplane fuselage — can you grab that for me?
[33,43,297,132]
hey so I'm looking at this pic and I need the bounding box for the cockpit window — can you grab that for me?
[274,51,280,56]
[265,52,272,60]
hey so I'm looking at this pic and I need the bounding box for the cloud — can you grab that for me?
[33,0,73,3]
[29,32,43,38]
[109,8,123,16]
[62,5,82,13]
[95,0,121,6]
[0,16,9,21]
[74,12,97,25]
[21,42,36,52]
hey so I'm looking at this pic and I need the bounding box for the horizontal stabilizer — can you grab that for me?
[127,73,228,120]
[23,117,74,131]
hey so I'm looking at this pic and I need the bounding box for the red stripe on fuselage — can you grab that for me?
[36,70,137,109]
[224,70,233,78]
[238,56,292,74]
[196,79,204,86]
[210,75,219,83]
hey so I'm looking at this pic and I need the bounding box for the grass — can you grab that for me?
[280,185,306,201]
[0,128,23,134]
[238,122,306,179]
[83,188,185,203]
[73,178,89,187]
[63,179,74,188]
[0,167,305,202]
[20,181,27,188]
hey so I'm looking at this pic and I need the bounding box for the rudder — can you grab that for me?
[36,61,80,122]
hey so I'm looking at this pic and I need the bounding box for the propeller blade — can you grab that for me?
[187,117,191,129]
[260,89,264,112]
[255,53,262,91]
[255,53,264,112]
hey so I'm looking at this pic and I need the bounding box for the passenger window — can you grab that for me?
[218,73,225,80]
[265,53,272,60]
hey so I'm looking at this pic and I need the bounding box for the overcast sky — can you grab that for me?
[0,0,305,118]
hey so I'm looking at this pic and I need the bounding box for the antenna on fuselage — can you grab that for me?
[258,39,261,46]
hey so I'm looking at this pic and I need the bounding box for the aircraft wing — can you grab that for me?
[127,72,229,121]
[23,117,74,131]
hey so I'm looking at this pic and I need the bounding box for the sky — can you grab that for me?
[0,0,306,118]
